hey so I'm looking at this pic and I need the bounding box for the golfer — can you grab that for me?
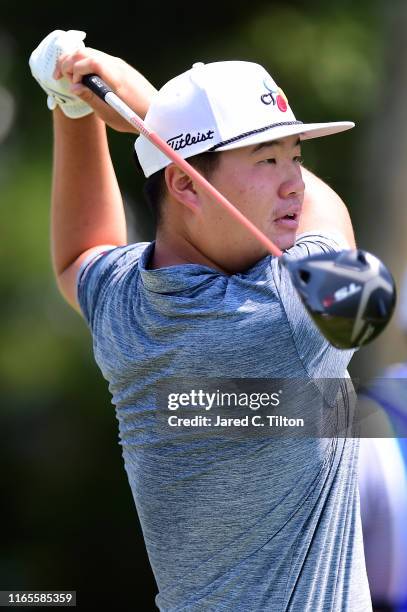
[30,30,372,611]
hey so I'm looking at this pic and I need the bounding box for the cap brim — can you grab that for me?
[215,121,355,151]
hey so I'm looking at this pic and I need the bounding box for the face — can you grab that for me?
[188,134,305,272]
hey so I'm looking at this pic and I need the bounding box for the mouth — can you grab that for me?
[273,211,299,229]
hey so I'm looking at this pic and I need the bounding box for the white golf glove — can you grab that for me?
[29,29,93,119]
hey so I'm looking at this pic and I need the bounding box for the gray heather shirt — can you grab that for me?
[77,232,372,612]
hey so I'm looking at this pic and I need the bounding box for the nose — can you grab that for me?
[278,168,305,200]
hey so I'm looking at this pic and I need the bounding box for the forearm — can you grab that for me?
[51,107,127,276]
[298,167,356,248]
[113,61,157,131]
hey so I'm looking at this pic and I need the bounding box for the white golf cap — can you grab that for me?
[135,60,355,178]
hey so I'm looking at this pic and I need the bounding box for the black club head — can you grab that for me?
[280,249,397,349]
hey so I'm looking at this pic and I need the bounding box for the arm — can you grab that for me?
[51,51,157,313]
[52,108,126,313]
[297,167,356,249]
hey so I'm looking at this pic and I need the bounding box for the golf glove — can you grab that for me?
[29,29,93,119]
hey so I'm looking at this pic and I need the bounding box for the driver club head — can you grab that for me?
[281,249,397,349]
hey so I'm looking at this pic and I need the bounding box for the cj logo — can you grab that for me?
[261,78,288,112]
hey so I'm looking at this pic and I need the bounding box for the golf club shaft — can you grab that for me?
[82,74,283,258]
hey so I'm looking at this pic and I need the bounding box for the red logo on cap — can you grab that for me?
[276,88,288,112]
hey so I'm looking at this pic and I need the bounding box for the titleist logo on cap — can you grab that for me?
[167,130,215,151]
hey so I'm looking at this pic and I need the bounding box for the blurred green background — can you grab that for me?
[1,0,407,609]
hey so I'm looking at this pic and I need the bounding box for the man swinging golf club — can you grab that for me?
[29,30,374,611]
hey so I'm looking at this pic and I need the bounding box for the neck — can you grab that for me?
[149,233,228,273]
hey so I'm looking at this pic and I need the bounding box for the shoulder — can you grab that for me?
[77,241,151,283]
[285,230,350,259]
[76,241,151,327]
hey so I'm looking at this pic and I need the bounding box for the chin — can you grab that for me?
[275,234,297,252]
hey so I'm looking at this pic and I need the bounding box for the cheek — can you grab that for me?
[210,164,278,225]
[206,172,252,221]
[226,169,270,210]
[242,179,278,222]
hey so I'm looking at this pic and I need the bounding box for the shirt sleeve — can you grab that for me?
[76,242,150,329]
[270,231,356,378]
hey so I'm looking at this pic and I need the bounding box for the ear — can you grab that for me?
[164,164,202,213]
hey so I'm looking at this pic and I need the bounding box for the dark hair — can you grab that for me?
[134,151,221,229]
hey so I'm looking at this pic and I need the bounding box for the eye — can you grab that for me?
[293,155,304,165]
[261,158,276,165]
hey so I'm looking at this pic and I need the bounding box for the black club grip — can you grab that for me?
[81,74,113,101]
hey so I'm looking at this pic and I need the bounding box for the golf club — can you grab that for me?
[81,74,396,349]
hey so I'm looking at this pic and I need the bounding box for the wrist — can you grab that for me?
[53,105,105,136]
[53,104,100,121]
